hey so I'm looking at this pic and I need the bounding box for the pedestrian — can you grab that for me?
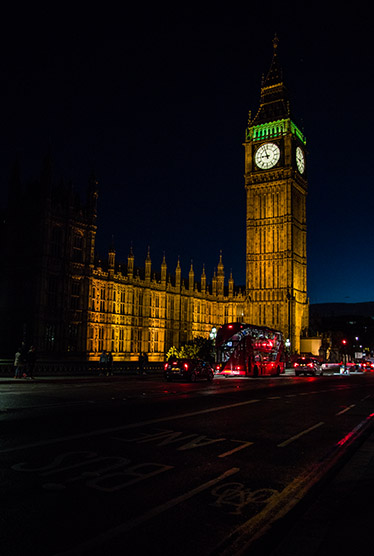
[14,347,24,379]
[138,352,144,375]
[26,345,37,379]
[20,342,28,378]
[99,350,108,375]
[142,352,148,375]
[106,351,113,376]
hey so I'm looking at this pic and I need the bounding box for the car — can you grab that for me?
[321,361,361,373]
[360,360,374,372]
[293,357,322,376]
[163,358,214,382]
[321,362,341,373]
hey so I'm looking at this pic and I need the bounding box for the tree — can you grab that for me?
[166,336,214,362]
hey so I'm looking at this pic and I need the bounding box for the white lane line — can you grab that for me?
[53,467,240,556]
[0,399,259,454]
[218,441,254,458]
[277,422,325,448]
[336,404,355,416]
[1,400,95,411]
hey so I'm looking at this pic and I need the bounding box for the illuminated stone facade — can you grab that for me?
[0,38,308,359]
[0,157,245,360]
[243,37,309,352]
[87,250,245,361]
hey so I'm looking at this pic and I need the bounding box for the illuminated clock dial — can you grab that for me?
[296,146,305,174]
[255,143,280,169]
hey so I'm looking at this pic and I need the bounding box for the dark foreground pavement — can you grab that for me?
[1,373,373,555]
[266,429,374,556]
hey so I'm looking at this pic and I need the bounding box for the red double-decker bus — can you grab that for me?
[215,322,285,377]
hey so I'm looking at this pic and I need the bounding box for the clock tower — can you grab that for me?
[244,36,308,353]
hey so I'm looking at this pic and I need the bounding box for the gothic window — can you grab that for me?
[88,326,94,352]
[111,328,115,352]
[50,226,63,258]
[45,323,56,351]
[120,291,125,315]
[70,280,80,310]
[154,329,159,353]
[100,288,105,312]
[68,323,78,352]
[170,297,174,318]
[47,275,59,308]
[155,294,159,318]
[139,291,144,317]
[98,327,104,352]
[119,328,124,352]
[112,290,117,313]
[72,233,83,263]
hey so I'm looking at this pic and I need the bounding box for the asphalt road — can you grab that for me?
[0,372,373,555]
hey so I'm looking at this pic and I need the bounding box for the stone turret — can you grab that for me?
[229,270,234,297]
[108,245,115,271]
[127,246,134,278]
[175,258,181,289]
[217,252,224,296]
[201,265,206,293]
[212,270,217,296]
[189,261,194,291]
[145,247,151,282]
[161,253,167,285]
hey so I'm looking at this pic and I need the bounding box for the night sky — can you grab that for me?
[0,10,372,305]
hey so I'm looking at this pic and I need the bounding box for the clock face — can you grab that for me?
[296,146,305,174]
[255,143,280,169]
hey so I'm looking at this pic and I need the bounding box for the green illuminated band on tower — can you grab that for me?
[246,119,306,144]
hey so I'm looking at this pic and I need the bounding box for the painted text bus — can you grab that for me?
[215,322,285,377]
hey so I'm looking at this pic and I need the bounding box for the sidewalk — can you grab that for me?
[266,429,374,555]
[254,428,374,556]
[0,373,152,384]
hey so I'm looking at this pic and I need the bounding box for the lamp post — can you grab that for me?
[341,339,348,373]
[286,288,294,354]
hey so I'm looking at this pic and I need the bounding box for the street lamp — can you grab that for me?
[341,339,348,373]
[286,288,294,353]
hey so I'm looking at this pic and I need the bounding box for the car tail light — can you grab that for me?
[307,363,313,368]
[164,363,168,370]
[235,366,241,371]
[184,363,189,370]
[293,363,298,368]
[172,361,178,366]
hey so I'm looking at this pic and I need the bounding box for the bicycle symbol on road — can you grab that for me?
[210,482,278,515]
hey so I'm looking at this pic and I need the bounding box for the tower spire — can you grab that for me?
[252,35,288,125]
[272,33,279,54]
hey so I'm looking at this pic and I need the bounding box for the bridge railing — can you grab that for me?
[0,360,165,378]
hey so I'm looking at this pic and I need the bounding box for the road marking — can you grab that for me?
[277,422,324,448]
[336,404,355,416]
[218,441,254,458]
[0,399,259,454]
[53,467,240,555]
[267,396,281,400]
[0,400,96,411]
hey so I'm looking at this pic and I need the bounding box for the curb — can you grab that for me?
[0,374,162,384]
[211,411,374,555]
